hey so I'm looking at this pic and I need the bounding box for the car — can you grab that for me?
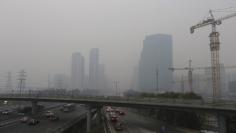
[2,110,12,115]
[114,122,124,131]
[59,107,64,111]
[3,101,8,105]
[118,111,125,115]
[20,116,30,123]
[109,112,115,117]
[0,109,4,114]
[106,108,111,112]
[27,119,39,125]
[63,108,69,112]
[115,109,120,113]
[49,115,60,121]
[44,111,54,118]
[17,112,25,116]
[105,106,112,112]
[110,115,118,122]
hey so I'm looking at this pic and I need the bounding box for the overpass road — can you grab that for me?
[0,102,63,126]
[0,95,235,133]
[0,96,236,115]
[104,107,199,133]
[0,105,87,133]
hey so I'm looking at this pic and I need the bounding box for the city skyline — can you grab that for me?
[0,1,235,132]
[0,0,236,92]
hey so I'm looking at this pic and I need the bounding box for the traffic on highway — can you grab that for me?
[0,101,87,133]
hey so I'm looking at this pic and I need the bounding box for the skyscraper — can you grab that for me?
[138,34,173,92]
[98,64,106,90]
[89,48,99,90]
[130,66,139,90]
[54,74,69,89]
[71,52,85,90]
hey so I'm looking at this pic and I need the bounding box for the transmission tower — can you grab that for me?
[18,70,26,96]
[181,75,185,93]
[156,68,159,93]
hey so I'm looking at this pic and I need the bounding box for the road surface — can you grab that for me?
[0,105,86,133]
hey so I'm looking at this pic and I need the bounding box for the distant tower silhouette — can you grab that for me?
[71,52,85,90]
[18,70,26,96]
[6,72,12,92]
[89,48,99,90]
[156,68,159,93]
[181,75,185,93]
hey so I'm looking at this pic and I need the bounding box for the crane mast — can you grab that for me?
[188,60,193,92]
[190,10,236,101]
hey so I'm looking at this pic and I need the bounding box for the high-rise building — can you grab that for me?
[138,34,173,92]
[130,66,139,90]
[227,72,236,98]
[53,74,69,89]
[89,48,99,90]
[71,52,85,90]
[98,64,106,90]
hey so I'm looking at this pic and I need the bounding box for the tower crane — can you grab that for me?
[190,10,236,100]
[169,60,204,92]
[170,60,236,93]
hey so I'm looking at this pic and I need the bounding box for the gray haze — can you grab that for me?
[0,0,236,91]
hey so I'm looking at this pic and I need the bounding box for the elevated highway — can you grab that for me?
[0,95,235,133]
[0,96,235,115]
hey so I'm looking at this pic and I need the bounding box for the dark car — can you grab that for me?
[27,119,39,125]
[114,122,124,131]
[2,110,12,115]
[118,111,125,115]
[49,115,60,121]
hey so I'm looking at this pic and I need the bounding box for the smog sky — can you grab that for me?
[0,0,236,90]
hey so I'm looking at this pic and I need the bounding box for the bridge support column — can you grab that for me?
[217,114,227,133]
[31,101,38,115]
[86,107,91,133]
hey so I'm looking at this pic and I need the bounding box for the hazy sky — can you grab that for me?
[0,0,236,90]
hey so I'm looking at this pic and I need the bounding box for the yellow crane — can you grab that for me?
[190,10,236,100]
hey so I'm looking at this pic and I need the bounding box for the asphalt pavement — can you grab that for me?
[0,105,87,133]
[114,108,197,133]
